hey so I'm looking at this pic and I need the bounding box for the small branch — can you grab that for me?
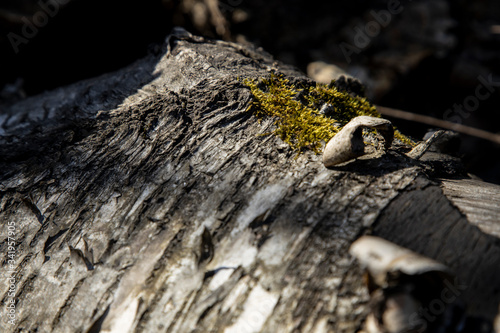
[376,105,500,145]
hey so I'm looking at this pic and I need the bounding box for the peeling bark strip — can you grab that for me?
[1,29,499,332]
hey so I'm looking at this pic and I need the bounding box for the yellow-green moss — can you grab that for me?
[244,74,413,153]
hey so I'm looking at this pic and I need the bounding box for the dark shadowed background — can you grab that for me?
[1,0,499,183]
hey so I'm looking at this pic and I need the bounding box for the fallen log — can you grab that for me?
[0,28,499,333]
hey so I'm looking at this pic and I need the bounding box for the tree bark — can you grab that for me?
[1,29,499,333]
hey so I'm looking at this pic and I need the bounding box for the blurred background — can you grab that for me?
[1,0,499,183]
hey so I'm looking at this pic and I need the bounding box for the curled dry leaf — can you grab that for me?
[349,235,451,288]
[323,116,394,167]
[406,130,446,160]
[350,236,458,333]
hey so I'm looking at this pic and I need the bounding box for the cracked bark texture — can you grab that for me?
[1,30,500,333]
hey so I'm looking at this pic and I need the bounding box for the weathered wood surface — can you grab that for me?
[440,178,500,239]
[1,29,499,332]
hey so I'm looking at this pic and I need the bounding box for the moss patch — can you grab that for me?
[244,74,413,153]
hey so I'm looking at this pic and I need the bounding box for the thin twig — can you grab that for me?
[376,105,500,145]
